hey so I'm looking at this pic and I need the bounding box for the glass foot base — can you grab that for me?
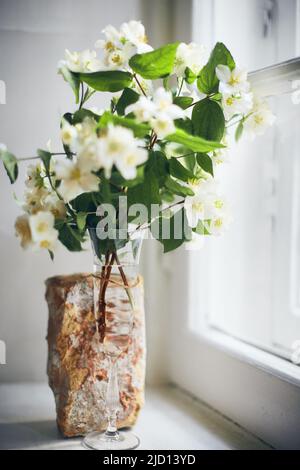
[83,430,140,450]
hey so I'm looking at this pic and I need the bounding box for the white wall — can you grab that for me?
[0,0,175,384]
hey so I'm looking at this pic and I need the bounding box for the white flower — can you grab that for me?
[208,135,229,166]
[243,96,276,139]
[64,49,102,73]
[127,87,184,134]
[44,193,66,219]
[115,146,148,180]
[210,147,229,166]
[25,163,46,190]
[75,117,97,145]
[96,21,152,71]
[222,92,253,120]
[97,125,135,177]
[128,87,184,137]
[152,87,184,119]
[216,65,250,94]
[55,157,100,202]
[185,193,207,228]
[105,48,128,69]
[126,96,156,122]
[185,178,226,228]
[120,20,152,53]
[29,211,58,250]
[23,187,47,214]
[151,114,176,139]
[189,176,219,197]
[60,120,77,149]
[208,210,232,236]
[95,25,121,51]
[174,42,206,77]
[97,125,147,178]
[23,163,53,214]
[15,215,33,249]
[77,137,102,172]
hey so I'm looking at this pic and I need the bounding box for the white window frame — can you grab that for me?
[165,0,300,449]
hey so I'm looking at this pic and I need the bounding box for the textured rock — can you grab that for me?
[45,273,146,437]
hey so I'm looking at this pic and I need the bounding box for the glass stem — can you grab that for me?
[105,357,120,439]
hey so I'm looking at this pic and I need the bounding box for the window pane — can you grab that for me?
[190,62,300,359]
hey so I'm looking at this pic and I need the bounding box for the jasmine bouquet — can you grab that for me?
[0,19,277,451]
[1,20,275,257]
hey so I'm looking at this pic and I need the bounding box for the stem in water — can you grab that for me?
[105,358,120,439]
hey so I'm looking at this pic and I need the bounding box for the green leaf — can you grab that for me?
[163,76,171,90]
[174,118,194,135]
[129,43,179,79]
[82,86,96,105]
[197,42,235,94]
[37,149,51,173]
[62,112,73,125]
[116,88,140,116]
[169,157,194,182]
[98,177,113,205]
[196,153,214,176]
[165,176,194,197]
[98,111,150,138]
[151,208,192,253]
[192,98,225,142]
[185,67,197,84]
[70,192,99,212]
[173,96,193,110]
[183,153,197,172]
[0,149,18,183]
[57,223,84,252]
[127,168,161,222]
[79,70,133,92]
[59,64,80,103]
[161,189,175,203]
[37,149,57,191]
[147,151,169,187]
[166,128,224,153]
[72,108,99,125]
[76,212,88,231]
[235,120,244,141]
[193,220,210,235]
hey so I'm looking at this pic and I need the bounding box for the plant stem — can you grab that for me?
[17,152,74,162]
[185,99,201,109]
[226,118,242,128]
[97,251,116,342]
[133,73,147,97]
[175,152,195,159]
[133,73,158,150]
[130,199,185,235]
[114,252,134,309]
[79,82,85,109]
[177,77,184,97]
[102,252,115,301]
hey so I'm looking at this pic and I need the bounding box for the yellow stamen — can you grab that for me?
[71,167,81,180]
[40,240,51,249]
[37,222,48,233]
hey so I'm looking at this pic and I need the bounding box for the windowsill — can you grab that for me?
[0,382,270,450]
[198,326,300,388]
